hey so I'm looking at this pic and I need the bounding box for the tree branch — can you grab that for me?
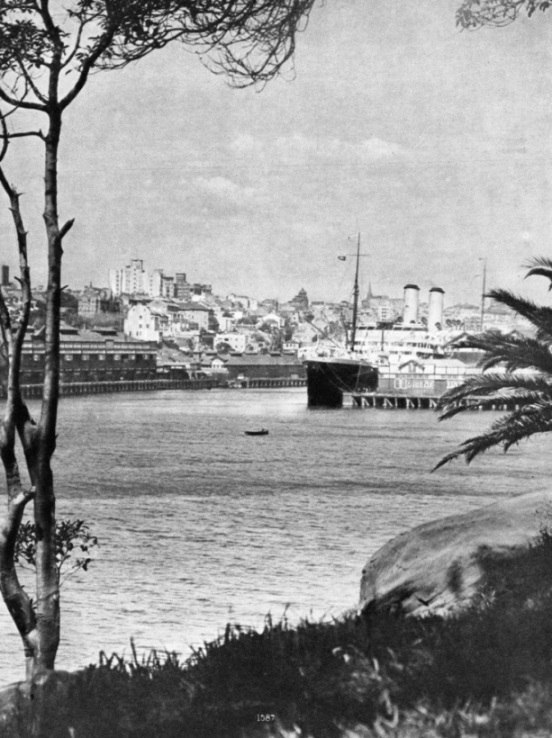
[60,30,116,110]
[0,85,47,113]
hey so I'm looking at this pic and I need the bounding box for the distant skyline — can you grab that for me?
[1,0,552,307]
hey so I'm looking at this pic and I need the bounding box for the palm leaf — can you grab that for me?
[434,402,552,469]
[438,372,552,406]
[525,256,552,288]
[452,330,552,373]
[438,373,552,420]
[487,289,552,340]
[436,255,552,470]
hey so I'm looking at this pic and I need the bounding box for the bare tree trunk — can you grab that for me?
[33,102,65,672]
[0,51,73,679]
[0,162,40,678]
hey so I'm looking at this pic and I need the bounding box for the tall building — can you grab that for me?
[174,273,189,300]
[109,259,147,296]
[149,268,164,297]
[1,265,9,287]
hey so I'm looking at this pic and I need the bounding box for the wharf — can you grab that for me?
[348,392,519,411]
[228,378,306,389]
[13,376,306,399]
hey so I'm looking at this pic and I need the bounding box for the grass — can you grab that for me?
[6,535,552,737]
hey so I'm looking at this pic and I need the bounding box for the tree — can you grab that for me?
[457,0,552,29]
[435,258,552,469]
[0,0,316,680]
[215,341,233,354]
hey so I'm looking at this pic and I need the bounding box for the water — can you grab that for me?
[0,387,550,684]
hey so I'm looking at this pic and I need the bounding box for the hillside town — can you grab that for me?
[0,258,532,389]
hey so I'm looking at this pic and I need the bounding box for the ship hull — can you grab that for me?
[304,357,378,408]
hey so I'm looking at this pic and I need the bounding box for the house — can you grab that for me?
[282,340,300,354]
[124,303,168,342]
[216,331,249,353]
[173,301,211,332]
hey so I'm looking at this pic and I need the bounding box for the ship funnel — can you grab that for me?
[403,284,420,324]
[428,287,445,331]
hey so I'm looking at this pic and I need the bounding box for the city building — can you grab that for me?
[124,299,211,342]
[109,259,149,296]
[174,273,189,300]
[289,287,309,311]
[124,303,168,342]
[18,325,158,385]
[78,286,119,317]
[216,331,249,353]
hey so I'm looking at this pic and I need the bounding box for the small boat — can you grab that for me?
[244,428,269,436]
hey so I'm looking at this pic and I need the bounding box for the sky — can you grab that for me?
[2,0,552,306]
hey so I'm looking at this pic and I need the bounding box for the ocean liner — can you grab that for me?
[303,235,378,407]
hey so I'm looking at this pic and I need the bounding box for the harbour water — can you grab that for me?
[0,387,550,685]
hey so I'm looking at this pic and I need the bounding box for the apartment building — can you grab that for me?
[109,259,148,296]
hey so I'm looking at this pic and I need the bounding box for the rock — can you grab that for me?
[0,669,76,737]
[359,490,552,617]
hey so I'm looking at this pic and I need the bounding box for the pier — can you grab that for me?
[10,376,307,399]
[228,378,306,389]
[348,393,520,411]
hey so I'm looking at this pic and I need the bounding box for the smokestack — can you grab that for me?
[428,287,445,331]
[403,284,420,324]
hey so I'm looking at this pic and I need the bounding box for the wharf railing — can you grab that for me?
[348,393,521,411]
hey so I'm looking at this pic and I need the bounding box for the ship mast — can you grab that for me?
[350,233,361,351]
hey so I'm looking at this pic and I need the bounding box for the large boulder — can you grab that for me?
[359,490,552,617]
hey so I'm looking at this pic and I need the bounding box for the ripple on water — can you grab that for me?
[0,388,548,683]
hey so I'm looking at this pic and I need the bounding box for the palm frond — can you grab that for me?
[437,373,552,421]
[434,403,552,469]
[452,330,552,372]
[525,257,552,289]
[487,289,552,340]
[437,372,552,410]
[435,255,552,470]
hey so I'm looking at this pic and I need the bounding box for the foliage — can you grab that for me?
[0,0,317,106]
[457,0,552,29]
[4,535,552,736]
[435,257,552,468]
[215,341,233,354]
[14,518,98,580]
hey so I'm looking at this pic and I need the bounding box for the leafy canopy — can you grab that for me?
[457,0,552,29]
[0,0,317,114]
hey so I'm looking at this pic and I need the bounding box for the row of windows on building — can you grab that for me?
[17,345,159,384]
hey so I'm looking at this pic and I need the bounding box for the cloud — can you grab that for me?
[357,137,409,161]
[190,175,269,216]
[229,133,411,174]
